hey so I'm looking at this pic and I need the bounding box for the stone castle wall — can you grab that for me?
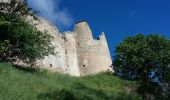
[25,16,113,76]
[0,0,112,76]
[75,22,112,76]
[27,16,113,76]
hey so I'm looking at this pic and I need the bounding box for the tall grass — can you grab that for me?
[0,63,142,100]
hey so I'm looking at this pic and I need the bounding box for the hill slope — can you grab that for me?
[0,63,142,100]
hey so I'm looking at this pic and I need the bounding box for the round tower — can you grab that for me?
[74,21,93,44]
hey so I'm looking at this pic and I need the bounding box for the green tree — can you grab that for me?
[0,0,54,66]
[113,34,170,99]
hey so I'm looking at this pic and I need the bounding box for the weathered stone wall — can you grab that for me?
[26,16,68,73]
[64,32,80,76]
[1,0,112,76]
[99,33,113,71]
[25,17,112,76]
[74,22,112,76]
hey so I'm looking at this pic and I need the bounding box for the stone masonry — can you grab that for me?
[0,0,113,76]
[30,16,113,76]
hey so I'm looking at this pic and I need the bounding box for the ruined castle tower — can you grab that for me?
[27,17,113,76]
[74,21,112,76]
[0,1,113,76]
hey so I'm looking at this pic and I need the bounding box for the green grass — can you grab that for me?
[0,63,142,100]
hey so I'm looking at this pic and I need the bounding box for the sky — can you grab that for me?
[28,0,170,56]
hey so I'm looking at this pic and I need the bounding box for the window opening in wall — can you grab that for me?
[50,64,53,67]
[83,65,86,67]
[96,37,100,40]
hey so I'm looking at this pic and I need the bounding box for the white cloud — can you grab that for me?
[27,0,73,30]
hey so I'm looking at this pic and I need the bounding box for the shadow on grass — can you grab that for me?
[38,89,79,100]
[13,64,38,72]
[38,82,139,100]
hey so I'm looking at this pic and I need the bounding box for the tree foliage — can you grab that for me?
[0,0,54,66]
[113,34,170,99]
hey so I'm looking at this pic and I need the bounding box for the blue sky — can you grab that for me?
[28,0,170,56]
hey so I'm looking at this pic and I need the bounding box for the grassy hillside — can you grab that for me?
[0,63,142,100]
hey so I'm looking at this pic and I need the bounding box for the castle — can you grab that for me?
[0,0,113,76]
[30,17,113,76]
